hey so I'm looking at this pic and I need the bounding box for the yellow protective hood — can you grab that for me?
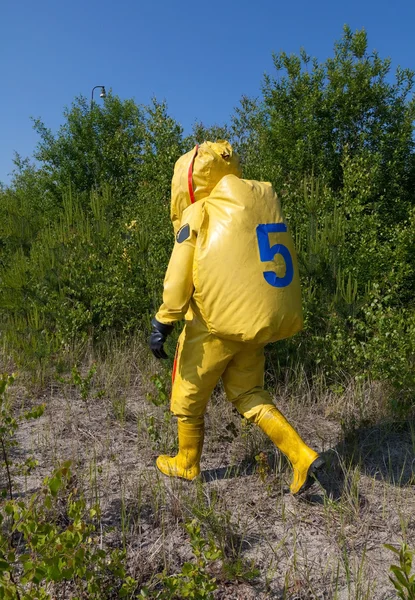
[170,140,241,233]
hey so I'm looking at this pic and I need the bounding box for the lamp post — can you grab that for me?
[90,86,106,186]
[91,86,106,108]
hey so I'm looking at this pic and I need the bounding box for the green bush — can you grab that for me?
[0,463,137,599]
[385,543,415,600]
[0,187,151,370]
[0,27,414,414]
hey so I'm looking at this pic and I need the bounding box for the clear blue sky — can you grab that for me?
[1,0,415,185]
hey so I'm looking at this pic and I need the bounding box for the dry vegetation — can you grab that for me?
[1,337,414,599]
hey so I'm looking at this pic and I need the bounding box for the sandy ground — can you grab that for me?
[4,367,415,599]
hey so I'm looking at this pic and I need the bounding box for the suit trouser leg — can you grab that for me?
[157,319,234,479]
[222,346,323,494]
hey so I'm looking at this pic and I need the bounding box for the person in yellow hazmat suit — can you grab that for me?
[149,141,324,494]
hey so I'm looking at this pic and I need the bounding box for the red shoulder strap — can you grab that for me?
[187,144,199,204]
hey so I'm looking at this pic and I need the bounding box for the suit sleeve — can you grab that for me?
[155,204,203,325]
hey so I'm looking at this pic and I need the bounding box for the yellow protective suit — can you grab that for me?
[154,141,322,493]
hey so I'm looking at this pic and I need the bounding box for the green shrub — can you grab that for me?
[0,463,137,599]
[385,543,415,600]
[0,373,44,500]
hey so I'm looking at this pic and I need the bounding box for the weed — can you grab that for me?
[145,415,161,449]
[255,451,271,483]
[222,557,259,582]
[186,483,259,584]
[146,374,169,408]
[0,462,138,599]
[385,543,415,600]
[0,373,44,499]
[141,519,221,599]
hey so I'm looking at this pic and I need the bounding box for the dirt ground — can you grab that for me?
[4,358,415,599]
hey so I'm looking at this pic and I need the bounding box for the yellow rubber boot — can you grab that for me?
[252,406,323,494]
[156,419,204,480]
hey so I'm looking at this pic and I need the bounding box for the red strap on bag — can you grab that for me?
[187,144,199,204]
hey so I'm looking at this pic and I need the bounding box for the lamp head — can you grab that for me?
[100,86,107,98]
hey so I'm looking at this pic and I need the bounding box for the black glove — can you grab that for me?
[149,318,173,359]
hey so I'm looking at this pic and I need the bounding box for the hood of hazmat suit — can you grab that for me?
[193,175,303,344]
[170,140,242,234]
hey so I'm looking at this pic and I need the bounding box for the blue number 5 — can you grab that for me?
[256,223,294,288]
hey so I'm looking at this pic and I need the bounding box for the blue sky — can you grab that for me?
[1,0,415,185]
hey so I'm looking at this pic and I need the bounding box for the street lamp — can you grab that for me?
[91,86,106,108]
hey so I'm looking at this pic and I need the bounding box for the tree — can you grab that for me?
[32,94,146,198]
[233,25,415,211]
[29,94,183,210]
[0,97,185,365]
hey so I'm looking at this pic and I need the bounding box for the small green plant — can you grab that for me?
[144,373,174,452]
[255,451,271,483]
[385,543,415,600]
[146,415,161,447]
[146,374,169,407]
[0,373,44,500]
[188,485,256,582]
[145,411,174,453]
[141,520,221,599]
[222,557,259,582]
[57,362,104,416]
[0,462,138,599]
[71,363,97,403]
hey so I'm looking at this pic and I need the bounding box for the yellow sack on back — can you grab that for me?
[193,175,303,344]
[171,141,241,234]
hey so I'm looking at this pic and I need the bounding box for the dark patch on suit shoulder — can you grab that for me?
[176,223,190,243]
